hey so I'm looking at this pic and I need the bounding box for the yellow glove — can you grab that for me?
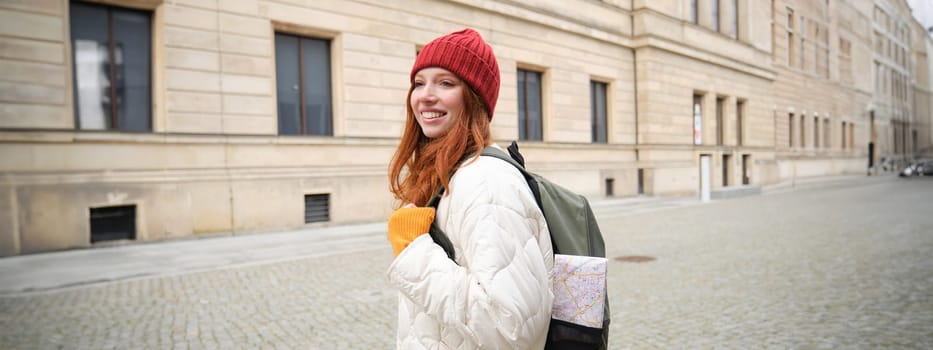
[388,207,435,256]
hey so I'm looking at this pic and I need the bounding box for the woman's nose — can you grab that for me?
[417,87,437,103]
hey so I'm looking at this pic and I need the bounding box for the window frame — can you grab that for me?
[690,0,699,24]
[69,0,153,132]
[590,80,609,144]
[693,93,704,145]
[786,7,795,67]
[712,0,721,32]
[517,68,544,142]
[813,115,819,148]
[274,32,334,136]
[736,99,745,146]
[731,0,739,39]
[715,96,725,146]
[841,121,847,149]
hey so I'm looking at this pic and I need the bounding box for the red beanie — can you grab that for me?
[411,28,500,120]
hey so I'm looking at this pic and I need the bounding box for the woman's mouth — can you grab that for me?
[421,111,446,120]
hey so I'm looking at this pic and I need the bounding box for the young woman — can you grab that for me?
[385,28,555,349]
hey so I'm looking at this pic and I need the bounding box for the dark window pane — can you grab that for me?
[591,81,607,143]
[301,38,332,136]
[690,0,698,23]
[275,33,301,135]
[113,8,151,131]
[275,33,332,136]
[736,101,743,146]
[590,81,595,141]
[526,71,542,141]
[517,70,527,140]
[712,0,720,31]
[70,1,150,131]
[693,94,703,145]
[71,2,110,130]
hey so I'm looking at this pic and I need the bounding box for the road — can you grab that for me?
[1,176,931,349]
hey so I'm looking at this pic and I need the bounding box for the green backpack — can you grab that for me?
[428,141,609,350]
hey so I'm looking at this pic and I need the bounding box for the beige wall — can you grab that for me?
[911,21,933,154]
[0,0,930,255]
[0,0,70,129]
[769,0,875,177]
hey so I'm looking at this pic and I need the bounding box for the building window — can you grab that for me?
[70,1,151,131]
[814,25,820,74]
[821,26,830,78]
[800,114,806,148]
[771,0,778,58]
[716,96,725,145]
[788,113,795,148]
[839,38,852,84]
[590,81,608,143]
[823,118,830,149]
[731,0,739,39]
[690,0,698,24]
[874,61,881,94]
[787,8,795,67]
[517,68,543,141]
[841,121,847,149]
[736,100,745,146]
[799,16,806,70]
[275,33,333,136]
[813,116,819,148]
[693,93,704,145]
[712,0,720,32]
[848,123,854,150]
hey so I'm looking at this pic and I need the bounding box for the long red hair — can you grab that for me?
[389,84,492,207]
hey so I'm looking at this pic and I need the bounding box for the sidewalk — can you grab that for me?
[0,223,388,295]
[0,174,885,295]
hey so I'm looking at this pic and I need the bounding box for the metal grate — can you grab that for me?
[304,194,330,223]
[90,205,136,243]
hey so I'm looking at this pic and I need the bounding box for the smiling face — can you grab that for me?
[410,67,466,139]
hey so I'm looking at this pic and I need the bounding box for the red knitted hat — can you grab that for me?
[411,28,500,120]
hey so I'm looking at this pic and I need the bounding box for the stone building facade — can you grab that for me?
[0,0,930,256]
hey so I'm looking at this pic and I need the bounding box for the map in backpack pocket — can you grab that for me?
[551,254,607,328]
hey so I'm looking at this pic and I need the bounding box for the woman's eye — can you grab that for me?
[440,81,455,87]
[412,81,424,88]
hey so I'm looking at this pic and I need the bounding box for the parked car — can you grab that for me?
[900,160,933,177]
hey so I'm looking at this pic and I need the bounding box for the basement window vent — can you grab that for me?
[304,194,330,223]
[90,205,136,243]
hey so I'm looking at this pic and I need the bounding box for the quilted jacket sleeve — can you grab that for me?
[386,156,554,349]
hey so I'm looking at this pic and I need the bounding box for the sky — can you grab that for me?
[906,0,933,36]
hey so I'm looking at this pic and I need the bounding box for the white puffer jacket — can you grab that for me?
[387,148,555,349]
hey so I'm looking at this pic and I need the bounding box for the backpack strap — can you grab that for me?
[426,141,537,263]
[481,142,543,210]
[426,186,456,261]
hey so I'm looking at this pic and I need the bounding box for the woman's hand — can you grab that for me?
[387,205,435,256]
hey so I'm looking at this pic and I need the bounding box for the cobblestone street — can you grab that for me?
[608,177,933,349]
[1,176,931,349]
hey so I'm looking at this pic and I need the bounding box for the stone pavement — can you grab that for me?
[606,175,933,349]
[2,174,930,349]
[0,222,388,295]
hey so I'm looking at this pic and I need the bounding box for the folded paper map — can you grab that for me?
[551,254,608,328]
